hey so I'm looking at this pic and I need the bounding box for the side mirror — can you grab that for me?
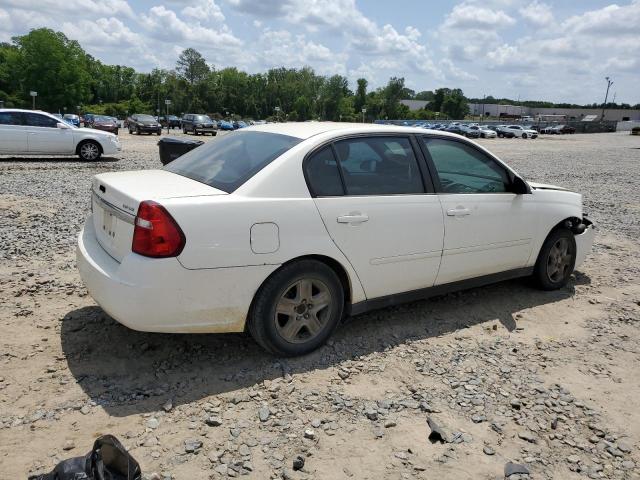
[57,122,70,129]
[512,176,531,194]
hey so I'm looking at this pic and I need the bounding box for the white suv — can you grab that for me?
[503,125,538,139]
[0,109,121,161]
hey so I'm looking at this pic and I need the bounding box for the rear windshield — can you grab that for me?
[165,131,302,192]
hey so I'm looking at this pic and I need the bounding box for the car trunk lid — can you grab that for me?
[90,170,225,262]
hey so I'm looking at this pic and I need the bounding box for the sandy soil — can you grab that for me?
[0,130,639,480]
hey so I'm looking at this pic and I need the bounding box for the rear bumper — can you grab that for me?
[76,217,277,333]
[574,222,595,269]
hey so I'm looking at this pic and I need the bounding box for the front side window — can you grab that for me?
[422,138,510,194]
[305,146,344,197]
[333,136,424,195]
[23,113,58,128]
[0,112,21,125]
[166,131,301,192]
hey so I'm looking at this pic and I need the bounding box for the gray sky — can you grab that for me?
[1,0,638,104]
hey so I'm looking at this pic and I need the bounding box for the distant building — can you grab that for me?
[400,99,429,111]
[467,103,640,122]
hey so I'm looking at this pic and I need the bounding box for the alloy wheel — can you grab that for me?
[547,237,573,283]
[274,278,332,344]
[80,142,99,161]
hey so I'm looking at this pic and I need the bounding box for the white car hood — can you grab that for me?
[74,127,115,137]
[528,182,568,191]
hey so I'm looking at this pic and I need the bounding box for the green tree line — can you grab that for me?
[0,28,472,120]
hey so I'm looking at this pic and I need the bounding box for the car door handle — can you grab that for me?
[446,208,471,216]
[337,213,369,224]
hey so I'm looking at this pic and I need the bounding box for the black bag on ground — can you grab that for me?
[29,435,141,480]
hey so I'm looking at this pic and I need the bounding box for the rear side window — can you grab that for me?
[166,131,302,192]
[23,113,58,128]
[333,136,424,195]
[0,112,21,125]
[305,147,344,196]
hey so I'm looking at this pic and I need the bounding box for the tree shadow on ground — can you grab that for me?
[61,272,590,417]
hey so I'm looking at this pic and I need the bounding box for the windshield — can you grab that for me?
[137,115,155,121]
[94,115,112,122]
[194,115,211,122]
[165,131,302,192]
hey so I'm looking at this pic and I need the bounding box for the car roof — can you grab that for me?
[242,122,472,140]
[0,108,52,114]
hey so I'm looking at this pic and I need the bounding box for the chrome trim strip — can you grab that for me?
[92,191,135,225]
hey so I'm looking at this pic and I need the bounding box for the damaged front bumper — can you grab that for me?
[573,217,595,269]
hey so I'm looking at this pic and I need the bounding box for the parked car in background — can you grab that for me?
[159,115,181,129]
[445,124,465,136]
[76,123,594,356]
[496,126,516,138]
[468,125,497,138]
[502,125,538,139]
[82,114,96,127]
[63,114,80,127]
[0,108,120,161]
[459,124,481,138]
[551,125,576,134]
[233,120,248,129]
[89,115,119,135]
[218,120,234,131]
[181,114,217,135]
[127,114,162,135]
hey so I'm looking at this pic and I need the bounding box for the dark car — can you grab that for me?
[89,115,119,135]
[82,113,95,127]
[128,114,162,135]
[551,124,576,134]
[159,115,181,129]
[459,125,481,138]
[233,120,248,129]
[444,124,465,135]
[181,114,217,135]
[496,125,516,138]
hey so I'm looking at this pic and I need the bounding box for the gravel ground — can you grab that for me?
[0,130,639,479]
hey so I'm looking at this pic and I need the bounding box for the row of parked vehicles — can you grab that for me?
[126,113,254,136]
[407,122,576,139]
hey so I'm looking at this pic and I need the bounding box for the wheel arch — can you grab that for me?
[533,216,583,265]
[246,254,354,330]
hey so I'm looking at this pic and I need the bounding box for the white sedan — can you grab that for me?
[0,109,121,160]
[468,125,497,138]
[77,123,594,356]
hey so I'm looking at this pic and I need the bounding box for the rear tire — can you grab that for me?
[247,260,344,356]
[533,228,576,290]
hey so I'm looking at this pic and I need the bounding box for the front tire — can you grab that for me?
[78,141,101,161]
[247,260,344,356]
[533,228,576,290]
[522,133,528,139]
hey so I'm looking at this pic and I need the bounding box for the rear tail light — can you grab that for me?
[132,200,185,258]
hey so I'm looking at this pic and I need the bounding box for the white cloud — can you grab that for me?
[0,0,134,18]
[562,1,640,36]
[442,2,516,30]
[519,1,554,26]
[182,0,225,23]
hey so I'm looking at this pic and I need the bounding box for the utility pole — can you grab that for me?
[601,76,613,121]
[30,91,37,110]
[361,107,366,123]
[165,99,171,133]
